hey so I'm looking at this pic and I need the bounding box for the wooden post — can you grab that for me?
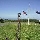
[16,13,21,40]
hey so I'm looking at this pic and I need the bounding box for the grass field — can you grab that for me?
[0,22,40,40]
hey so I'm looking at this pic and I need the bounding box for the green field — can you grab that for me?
[0,22,40,40]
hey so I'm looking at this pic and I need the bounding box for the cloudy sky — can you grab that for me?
[0,0,40,20]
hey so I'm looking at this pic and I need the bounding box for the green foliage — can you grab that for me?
[0,19,4,23]
[4,19,39,22]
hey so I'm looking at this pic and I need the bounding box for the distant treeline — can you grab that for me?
[20,19,39,23]
[0,18,39,23]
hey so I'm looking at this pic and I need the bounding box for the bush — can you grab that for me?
[0,19,4,23]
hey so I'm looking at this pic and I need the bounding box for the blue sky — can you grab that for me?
[0,0,40,20]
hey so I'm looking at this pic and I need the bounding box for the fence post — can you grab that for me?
[16,13,21,40]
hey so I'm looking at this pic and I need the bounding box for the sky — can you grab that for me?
[0,0,40,20]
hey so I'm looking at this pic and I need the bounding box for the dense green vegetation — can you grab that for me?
[0,22,40,40]
[0,19,39,23]
[0,19,4,23]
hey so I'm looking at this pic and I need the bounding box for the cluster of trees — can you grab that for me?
[20,19,39,23]
[0,18,39,23]
[29,19,39,23]
[0,19,4,23]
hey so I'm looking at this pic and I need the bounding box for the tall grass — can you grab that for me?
[0,22,40,40]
